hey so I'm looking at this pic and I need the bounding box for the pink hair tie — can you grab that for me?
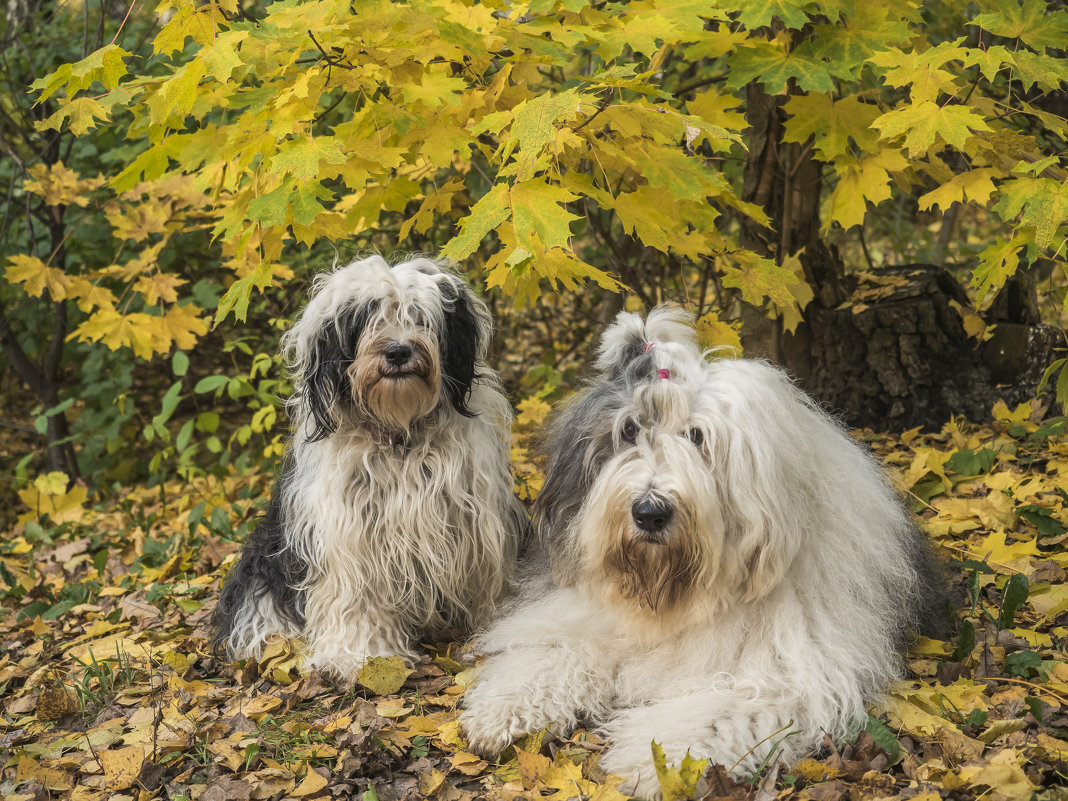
[642,342,653,352]
[658,368,670,380]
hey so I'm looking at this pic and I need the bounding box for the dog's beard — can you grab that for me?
[349,336,441,430]
[587,501,703,615]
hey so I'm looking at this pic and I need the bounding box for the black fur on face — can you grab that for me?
[301,300,378,442]
[438,279,488,417]
[534,380,623,556]
[212,463,308,655]
[534,352,663,585]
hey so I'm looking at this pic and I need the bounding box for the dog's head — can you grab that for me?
[536,306,802,621]
[282,255,491,441]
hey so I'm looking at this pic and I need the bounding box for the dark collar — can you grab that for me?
[363,422,408,450]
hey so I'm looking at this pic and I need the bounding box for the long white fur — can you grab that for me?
[461,306,930,798]
[225,256,522,679]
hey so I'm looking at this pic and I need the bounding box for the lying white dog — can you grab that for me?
[461,306,944,797]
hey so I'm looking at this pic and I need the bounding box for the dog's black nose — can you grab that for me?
[384,343,413,367]
[631,499,674,533]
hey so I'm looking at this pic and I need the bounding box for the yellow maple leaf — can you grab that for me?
[34,471,71,496]
[161,304,209,350]
[23,162,104,206]
[65,277,117,313]
[696,312,742,354]
[516,396,552,428]
[968,531,1040,573]
[956,749,1036,801]
[5,254,71,300]
[876,695,983,763]
[18,482,87,525]
[134,273,187,305]
[992,399,1036,426]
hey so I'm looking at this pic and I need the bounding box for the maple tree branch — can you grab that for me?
[570,92,612,133]
[305,31,355,70]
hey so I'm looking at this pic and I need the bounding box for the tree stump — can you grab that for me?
[773,266,1059,431]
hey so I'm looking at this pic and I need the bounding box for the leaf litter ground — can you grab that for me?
[2,400,1068,801]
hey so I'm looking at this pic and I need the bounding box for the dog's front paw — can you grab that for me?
[598,746,664,801]
[459,704,526,757]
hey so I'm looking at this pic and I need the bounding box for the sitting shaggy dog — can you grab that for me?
[461,306,944,797]
[213,255,528,680]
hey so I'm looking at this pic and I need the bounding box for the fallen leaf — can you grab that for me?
[100,745,145,791]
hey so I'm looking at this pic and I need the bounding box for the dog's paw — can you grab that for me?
[458,705,525,757]
[598,746,666,801]
[599,748,662,800]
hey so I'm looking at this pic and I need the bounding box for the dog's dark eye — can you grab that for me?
[621,419,639,444]
[688,428,704,446]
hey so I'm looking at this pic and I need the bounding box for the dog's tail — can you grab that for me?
[595,305,701,380]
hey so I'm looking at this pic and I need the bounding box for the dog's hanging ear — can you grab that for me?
[295,300,377,441]
[702,362,807,602]
[438,277,491,417]
[595,305,701,381]
[711,428,800,603]
[533,381,624,585]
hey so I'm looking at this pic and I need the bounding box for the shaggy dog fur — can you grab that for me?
[461,306,944,798]
[213,255,528,680]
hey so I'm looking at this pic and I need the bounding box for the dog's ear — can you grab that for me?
[439,277,491,417]
[299,301,376,441]
[534,382,622,585]
[595,305,700,381]
[701,361,806,601]
[711,430,800,602]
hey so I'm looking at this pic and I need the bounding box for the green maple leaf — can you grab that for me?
[642,150,716,202]
[722,256,806,308]
[807,7,913,75]
[972,234,1031,306]
[398,70,466,109]
[1012,51,1068,92]
[971,0,1068,53]
[734,0,812,30]
[872,101,992,157]
[960,44,1015,82]
[35,97,109,136]
[725,38,834,94]
[270,137,347,182]
[440,183,511,262]
[510,179,580,252]
[782,94,881,161]
[200,31,249,82]
[826,149,909,230]
[32,44,129,103]
[593,12,685,60]
[245,179,294,229]
[215,260,275,326]
[614,186,676,252]
[291,183,335,227]
[505,89,590,178]
[995,177,1068,250]
[147,60,206,127]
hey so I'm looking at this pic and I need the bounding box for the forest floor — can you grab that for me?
[2,398,1068,801]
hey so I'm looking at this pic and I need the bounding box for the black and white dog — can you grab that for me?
[213,255,528,680]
